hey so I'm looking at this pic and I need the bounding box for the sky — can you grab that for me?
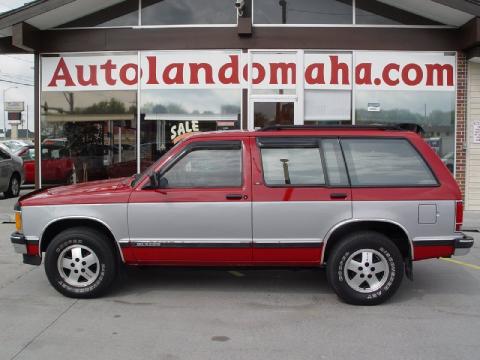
[0,1,35,135]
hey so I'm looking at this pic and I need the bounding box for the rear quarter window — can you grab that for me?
[341,138,437,187]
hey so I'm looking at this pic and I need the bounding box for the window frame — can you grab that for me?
[257,136,350,188]
[155,140,244,189]
[339,136,440,188]
[0,148,11,161]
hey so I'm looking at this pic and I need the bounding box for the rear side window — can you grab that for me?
[322,139,349,187]
[341,138,437,186]
[258,138,325,186]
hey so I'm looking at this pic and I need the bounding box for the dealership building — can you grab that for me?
[0,0,480,209]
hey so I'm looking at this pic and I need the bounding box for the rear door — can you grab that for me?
[251,136,352,264]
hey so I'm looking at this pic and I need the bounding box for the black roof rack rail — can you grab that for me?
[258,123,425,134]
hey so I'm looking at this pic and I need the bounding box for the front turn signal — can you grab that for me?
[15,212,22,232]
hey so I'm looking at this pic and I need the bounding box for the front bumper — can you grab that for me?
[10,232,41,265]
[11,232,27,254]
[453,234,474,256]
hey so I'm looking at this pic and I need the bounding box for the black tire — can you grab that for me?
[4,173,20,198]
[44,227,117,298]
[326,231,404,305]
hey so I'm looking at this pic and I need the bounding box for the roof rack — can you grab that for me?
[258,123,425,134]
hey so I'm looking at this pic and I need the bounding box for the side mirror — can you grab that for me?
[158,176,169,189]
[148,172,159,188]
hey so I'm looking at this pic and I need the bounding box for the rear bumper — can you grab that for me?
[10,232,41,265]
[453,234,474,256]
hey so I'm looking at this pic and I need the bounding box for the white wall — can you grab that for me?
[465,62,480,210]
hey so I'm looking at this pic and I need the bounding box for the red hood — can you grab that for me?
[19,177,134,206]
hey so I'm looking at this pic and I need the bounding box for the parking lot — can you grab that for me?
[0,190,479,360]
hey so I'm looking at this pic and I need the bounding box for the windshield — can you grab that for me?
[1,141,24,153]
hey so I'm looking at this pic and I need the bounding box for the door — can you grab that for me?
[251,136,352,264]
[128,138,253,264]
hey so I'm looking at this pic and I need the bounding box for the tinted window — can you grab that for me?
[355,0,441,25]
[341,138,437,186]
[22,149,35,161]
[58,0,139,28]
[254,0,352,24]
[141,0,237,25]
[322,139,349,186]
[261,147,325,186]
[0,149,10,160]
[161,147,242,188]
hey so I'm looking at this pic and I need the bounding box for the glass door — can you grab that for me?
[247,50,302,130]
[248,97,298,130]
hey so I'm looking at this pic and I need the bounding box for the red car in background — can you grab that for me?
[17,145,74,185]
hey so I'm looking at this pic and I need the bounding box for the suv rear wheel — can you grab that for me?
[326,231,403,305]
[44,227,117,298]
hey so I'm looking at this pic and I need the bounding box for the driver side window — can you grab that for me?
[161,143,242,188]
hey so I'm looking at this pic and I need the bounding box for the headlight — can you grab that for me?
[15,211,22,233]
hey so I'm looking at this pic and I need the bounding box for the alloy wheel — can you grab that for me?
[343,249,390,293]
[57,244,100,287]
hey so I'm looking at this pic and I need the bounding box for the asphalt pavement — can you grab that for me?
[0,190,479,360]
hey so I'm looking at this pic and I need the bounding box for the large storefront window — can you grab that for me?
[57,0,139,28]
[254,0,353,25]
[355,0,441,25]
[40,91,137,184]
[355,91,455,171]
[140,89,241,171]
[304,90,351,125]
[141,0,237,25]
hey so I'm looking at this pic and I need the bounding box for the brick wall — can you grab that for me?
[456,52,467,197]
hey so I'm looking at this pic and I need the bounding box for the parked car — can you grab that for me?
[0,146,24,197]
[0,139,33,154]
[17,145,75,185]
[441,152,455,172]
[11,125,473,305]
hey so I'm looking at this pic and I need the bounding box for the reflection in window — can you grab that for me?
[355,90,455,172]
[305,90,351,122]
[254,0,352,24]
[40,91,137,185]
[341,138,437,186]
[254,102,294,129]
[141,0,237,25]
[140,89,241,170]
[261,147,325,185]
[355,0,441,25]
[162,148,242,188]
[322,139,349,186]
[58,0,139,28]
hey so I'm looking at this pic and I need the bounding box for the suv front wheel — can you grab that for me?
[326,231,404,305]
[44,227,117,298]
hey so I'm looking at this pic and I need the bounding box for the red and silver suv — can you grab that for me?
[10,125,473,305]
